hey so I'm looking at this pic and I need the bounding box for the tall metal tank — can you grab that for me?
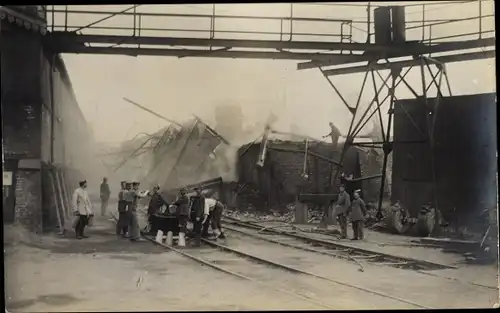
[392,93,497,233]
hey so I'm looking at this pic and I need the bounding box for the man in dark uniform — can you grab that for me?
[145,184,167,234]
[347,189,367,240]
[333,184,351,239]
[122,182,133,237]
[173,188,190,247]
[100,177,111,217]
[116,181,129,237]
[189,185,207,247]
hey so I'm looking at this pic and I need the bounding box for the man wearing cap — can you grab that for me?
[128,181,147,242]
[333,184,351,239]
[72,180,93,239]
[116,181,129,237]
[100,177,111,217]
[189,185,207,246]
[347,189,367,240]
[145,184,167,234]
[173,188,190,246]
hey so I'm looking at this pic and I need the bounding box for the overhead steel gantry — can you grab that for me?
[34,2,494,63]
[4,2,493,225]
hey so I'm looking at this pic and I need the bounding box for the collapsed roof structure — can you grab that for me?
[100,98,231,190]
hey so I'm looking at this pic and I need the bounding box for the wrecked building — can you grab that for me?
[237,137,387,210]
[110,117,230,192]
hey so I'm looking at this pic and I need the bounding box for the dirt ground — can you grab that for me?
[4,215,499,311]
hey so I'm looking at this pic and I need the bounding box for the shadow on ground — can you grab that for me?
[5,218,167,255]
[7,294,81,310]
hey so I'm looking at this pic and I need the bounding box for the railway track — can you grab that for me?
[221,215,455,271]
[108,211,430,309]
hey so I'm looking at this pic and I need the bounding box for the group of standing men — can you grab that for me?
[116,181,147,242]
[332,184,368,240]
[160,185,226,247]
[115,181,226,247]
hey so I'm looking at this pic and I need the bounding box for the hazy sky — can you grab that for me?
[56,2,495,146]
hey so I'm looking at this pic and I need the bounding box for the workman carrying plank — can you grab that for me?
[189,185,207,247]
[202,197,226,240]
[333,184,351,239]
[116,181,129,237]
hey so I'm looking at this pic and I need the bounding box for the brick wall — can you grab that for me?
[14,170,42,232]
[1,24,43,159]
[1,22,94,231]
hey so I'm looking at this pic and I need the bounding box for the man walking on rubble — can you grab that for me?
[116,181,129,237]
[100,177,111,217]
[202,196,226,240]
[333,184,351,239]
[347,189,367,240]
[173,188,190,247]
[190,185,207,247]
[322,122,342,149]
[72,180,94,239]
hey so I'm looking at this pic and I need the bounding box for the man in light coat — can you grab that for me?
[128,181,148,242]
[72,180,93,239]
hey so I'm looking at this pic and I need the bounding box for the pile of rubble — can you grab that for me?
[225,205,295,223]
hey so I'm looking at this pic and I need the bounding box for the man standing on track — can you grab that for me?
[72,180,93,239]
[116,181,129,237]
[333,184,351,239]
[173,188,190,247]
[189,185,207,247]
[100,177,111,217]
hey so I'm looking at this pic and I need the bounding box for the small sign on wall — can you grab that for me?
[3,171,13,186]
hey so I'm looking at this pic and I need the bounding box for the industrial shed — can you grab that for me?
[237,139,386,210]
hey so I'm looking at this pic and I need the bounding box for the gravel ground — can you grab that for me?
[224,231,498,309]
[4,219,323,312]
[4,211,498,311]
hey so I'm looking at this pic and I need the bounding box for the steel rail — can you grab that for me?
[222,222,499,291]
[107,211,335,309]
[108,211,429,308]
[200,230,430,309]
[222,215,456,270]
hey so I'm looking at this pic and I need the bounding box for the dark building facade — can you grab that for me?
[2,8,94,232]
[392,93,497,232]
